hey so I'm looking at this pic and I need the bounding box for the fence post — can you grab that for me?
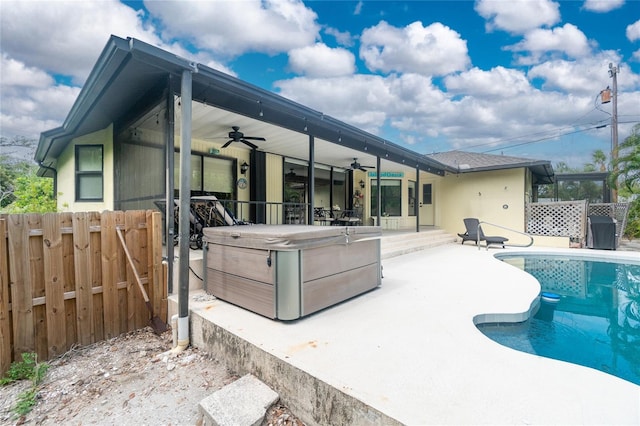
[0,218,10,375]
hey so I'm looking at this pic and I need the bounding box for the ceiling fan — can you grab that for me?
[221,126,266,149]
[349,158,374,172]
[285,168,297,179]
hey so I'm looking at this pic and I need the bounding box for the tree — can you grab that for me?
[610,124,640,194]
[591,149,608,172]
[2,170,56,213]
[609,124,640,239]
[0,136,56,213]
[0,155,33,208]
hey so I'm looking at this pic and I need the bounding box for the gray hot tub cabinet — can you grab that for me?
[202,225,382,320]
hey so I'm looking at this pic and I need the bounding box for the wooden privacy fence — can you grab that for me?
[0,210,167,376]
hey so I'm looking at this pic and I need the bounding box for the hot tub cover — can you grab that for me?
[203,224,382,251]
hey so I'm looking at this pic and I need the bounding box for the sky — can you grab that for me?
[1,0,639,169]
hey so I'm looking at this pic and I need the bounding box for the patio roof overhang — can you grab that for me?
[36,35,452,178]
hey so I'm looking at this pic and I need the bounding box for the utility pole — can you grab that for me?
[609,63,619,202]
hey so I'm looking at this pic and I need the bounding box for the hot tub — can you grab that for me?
[202,225,382,320]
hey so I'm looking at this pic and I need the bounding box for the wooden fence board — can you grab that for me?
[149,211,165,321]
[7,215,34,356]
[115,211,128,335]
[100,212,120,339]
[43,213,67,358]
[73,212,94,346]
[124,212,142,330]
[0,218,11,375]
[28,214,48,362]
[89,211,104,342]
[61,212,77,351]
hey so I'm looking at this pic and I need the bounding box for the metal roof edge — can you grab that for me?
[35,36,132,167]
[195,63,446,174]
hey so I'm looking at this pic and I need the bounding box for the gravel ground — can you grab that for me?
[0,328,303,426]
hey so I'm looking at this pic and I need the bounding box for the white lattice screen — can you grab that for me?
[526,200,587,239]
[526,201,630,246]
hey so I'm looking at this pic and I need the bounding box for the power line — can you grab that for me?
[476,119,638,154]
[481,125,607,153]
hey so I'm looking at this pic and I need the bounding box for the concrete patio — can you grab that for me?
[170,241,640,425]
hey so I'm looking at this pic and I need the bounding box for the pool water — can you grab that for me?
[477,254,640,385]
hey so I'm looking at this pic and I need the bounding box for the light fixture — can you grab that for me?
[240,161,249,175]
[359,180,365,189]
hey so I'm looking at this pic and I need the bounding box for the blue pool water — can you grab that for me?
[477,254,640,385]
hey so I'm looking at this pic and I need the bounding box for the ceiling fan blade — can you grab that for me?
[243,136,266,141]
[241,139,258,149]
[359,167,368,172]
[221,140,233,148]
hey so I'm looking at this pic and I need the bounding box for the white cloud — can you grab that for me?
[0,54,53,88]
[475,0,561,35]
[144,0,320,57]
[354,1,363,15]
[627,20,640,42]
[1,83,80,140]
[506,24,592,64]
[444,67,532,98]
[359,21,470,76]
[0,0,165,84]
[288,43,355,77]
[583,0,625,13]
[324,27,355,47]
[527,53,625,94]
[275,73,447,135]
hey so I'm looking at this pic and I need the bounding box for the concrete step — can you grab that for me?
[199,374,279,426]
[381,230,456,259]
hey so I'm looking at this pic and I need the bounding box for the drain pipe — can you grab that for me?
[172,66,196,354]
[38,161,57,200]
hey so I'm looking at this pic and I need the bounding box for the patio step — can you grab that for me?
[381,229,456,259]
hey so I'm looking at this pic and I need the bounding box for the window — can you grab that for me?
[370,179,401,216]
[423,183,432,205]
[174,152,235,199]
[75,145,103,201]
[408,181,416,216]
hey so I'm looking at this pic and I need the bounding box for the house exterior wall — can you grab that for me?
[266,153,284,224]
[437,168,532,245]
[57,125,114,212]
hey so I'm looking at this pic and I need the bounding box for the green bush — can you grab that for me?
[0,352,49,418]
[623,198,640,239]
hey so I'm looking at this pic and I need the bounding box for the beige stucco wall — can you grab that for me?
[266,153,284,224]
[437,168,533,246]
[57,125,114,212]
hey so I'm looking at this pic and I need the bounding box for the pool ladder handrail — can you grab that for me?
[477,221,534,250]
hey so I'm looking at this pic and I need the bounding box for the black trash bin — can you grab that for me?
[587,215,616,250]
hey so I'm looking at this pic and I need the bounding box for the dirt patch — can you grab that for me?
[0,328,303,425]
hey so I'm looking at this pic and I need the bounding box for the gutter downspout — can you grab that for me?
[38,162,57,200]
[172,66,197,354]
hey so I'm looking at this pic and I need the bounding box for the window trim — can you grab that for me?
[75,144,104,202]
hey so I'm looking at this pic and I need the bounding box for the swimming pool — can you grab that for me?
[477,252,640,385]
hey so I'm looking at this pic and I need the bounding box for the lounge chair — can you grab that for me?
[457,218,508,248]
